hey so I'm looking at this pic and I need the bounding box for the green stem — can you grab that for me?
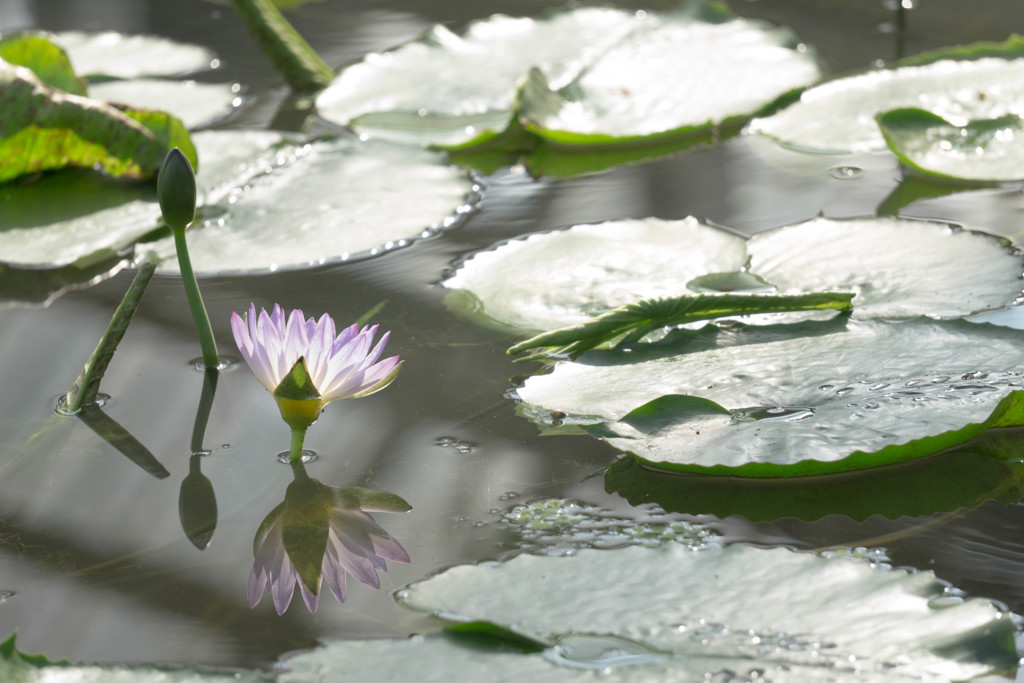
[229,0,334,92]
[173,227,219,369]
[63,261,156,414]
[289,426,307,465]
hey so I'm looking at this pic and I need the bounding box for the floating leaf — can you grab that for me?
[878,108,1024,182]
[0,59,195,184]
[0,633,270,682]
[316,4,819,152]
[508,291,853,357]
[52,31,215,79]
[144,131,477,274]
[516,318,1024,475]
[386,544,1017,681]
[445,216,1022,334]
[0,34,85,94]
[1,130,474,275]
[748,36,1024,153]
[90,79,240,130]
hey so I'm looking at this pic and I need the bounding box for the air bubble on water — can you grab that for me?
[0,591,14,604]
[732,406,814,423]
[55,392,111,415]
[276,450,318,464]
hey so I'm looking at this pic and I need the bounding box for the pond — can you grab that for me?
[4,0,1024,679]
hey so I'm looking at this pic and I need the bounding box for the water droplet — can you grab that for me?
[276,450,318,464]
[545,634,668,670]
[435,436,477,454]
[835,387,855,396]
[192,449,213,457]
[928,595,964,609]
[864,401,879,409]
[732,406,815,423]
[190,357,237,372]
[869,383,889,391]
[817,384,835,391]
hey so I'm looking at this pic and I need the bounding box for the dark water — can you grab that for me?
[3,0,1024,672]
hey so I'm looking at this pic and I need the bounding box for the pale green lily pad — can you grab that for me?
[90,79,240,130]
[145,130,477,274]
[385,544,1016,682]
[316,5,819,147]
[1,130,475,273]
[748,38,1024,153]
[52,31,215,79]
[516,318,1024,474]
[877,108,1024,182]
[444,216,1022,333]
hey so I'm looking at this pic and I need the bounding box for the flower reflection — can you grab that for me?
[249,464,411,614]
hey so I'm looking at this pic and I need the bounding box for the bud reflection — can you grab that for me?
[249,463,411,614]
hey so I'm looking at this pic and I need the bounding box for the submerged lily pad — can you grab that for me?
[516,318,1024,475]
[387,544,1016,681]
[748,36,1024,153]
[52,31,215,79]
[144,131,477,274]
[444,216,1022,334]
[316,4,819,149]
[877,108,1024,182]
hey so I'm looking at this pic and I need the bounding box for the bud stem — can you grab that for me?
[172,226,220,369]
[289,426,308,465]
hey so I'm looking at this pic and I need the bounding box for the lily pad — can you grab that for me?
[1,130,475,275]
[316,4,819,149]
[748,36,1024,153]
[144,130,477,274]
[389,544,1017,681]
[877,108,1024,182]
[52,31,215,79]
[90,79,241,130]
[444,216,1022,334]
[516,318,1024,475]
[0,34,85,95]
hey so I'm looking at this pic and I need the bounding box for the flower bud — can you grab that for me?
[158,147,197,230]
[273,357,324,431]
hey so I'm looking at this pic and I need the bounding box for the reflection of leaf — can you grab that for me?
[76,407,170,479]
[509,291,853,357]
[518,319,1024,476]
[0,59,196,183]
[0,255,127,309]
[605,447,1024,522]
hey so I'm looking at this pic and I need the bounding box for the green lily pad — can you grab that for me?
[444,216,1022,334]
[90,79,241,130]
[877,108,1024,183]
[52,31,215,79]
[1,130,475,274]
[315,4,819,149]
[0,34,85,95]
[0,58,195,185]
[0,634,271,682]
[143,130,477,274]
[387,544,1016,681]
[748,36,1024,153]
[516,318,1024,475]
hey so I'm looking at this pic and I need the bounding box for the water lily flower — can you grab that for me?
[231,304,402,458]
[249,467,411,614]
